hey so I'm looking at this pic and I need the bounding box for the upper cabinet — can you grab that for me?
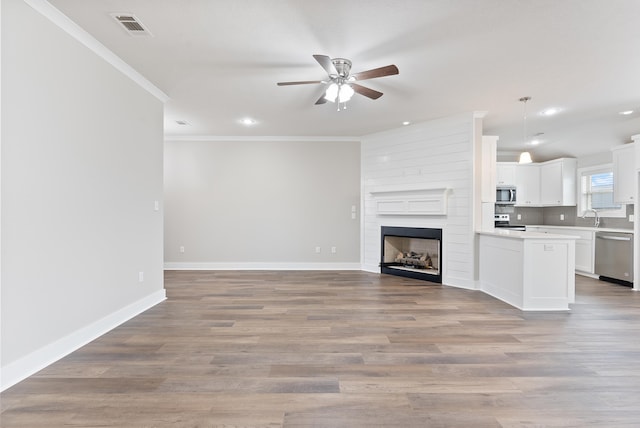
[515,164,540,206]
[504,158,576,207]
[496,163,516,186]
[540,158,577,206]
[634,135,640,171]
[481,136,498,203]
[612,143,636,204]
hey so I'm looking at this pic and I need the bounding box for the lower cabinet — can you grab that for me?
[574,233,595,274]
[527,227,594,274]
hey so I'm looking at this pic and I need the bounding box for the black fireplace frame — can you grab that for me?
[380,226,442,283]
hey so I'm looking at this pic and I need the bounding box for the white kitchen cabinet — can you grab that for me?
[515,164,541,206]
[481,136,498,202]
[575,237,594,274]
[526,226,594,274]
[539,158,577,206]
[633,135,640,171]
[478,231,576,311]
[612,143,636,204]
[496,163,517,186]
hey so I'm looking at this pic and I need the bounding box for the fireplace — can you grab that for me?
[380,226,442,283]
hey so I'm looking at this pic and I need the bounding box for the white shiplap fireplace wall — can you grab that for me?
[361,112,484,289]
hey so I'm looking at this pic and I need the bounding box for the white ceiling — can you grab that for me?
[48,0,640,161]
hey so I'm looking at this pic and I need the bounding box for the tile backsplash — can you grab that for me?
[502,204,634,230]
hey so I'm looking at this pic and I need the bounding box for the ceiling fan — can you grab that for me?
[277,55,399,108]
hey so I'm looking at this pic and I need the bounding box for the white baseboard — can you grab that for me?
[576,271,599,279]
[164,262,362,271]
[443,276,480,290]
[360,263,380,274]
[0,289,166,392]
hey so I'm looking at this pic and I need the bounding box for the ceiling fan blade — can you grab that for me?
[313,54,338,76]
[351,64,399,81]
[315,94,328,105]
[277,80,323,86]
[351,83,383,100]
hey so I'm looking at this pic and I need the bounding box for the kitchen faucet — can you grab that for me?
[582,208,600,227]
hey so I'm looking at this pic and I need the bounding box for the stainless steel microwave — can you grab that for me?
[496,186,516,204]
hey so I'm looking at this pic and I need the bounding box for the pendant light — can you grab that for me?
[518,96,533,164]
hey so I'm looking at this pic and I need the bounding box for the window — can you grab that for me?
[577,164,626,218]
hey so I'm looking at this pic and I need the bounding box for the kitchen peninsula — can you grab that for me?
[478,229,577,311]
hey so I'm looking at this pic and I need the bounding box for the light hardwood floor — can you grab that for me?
[2,271,640,427]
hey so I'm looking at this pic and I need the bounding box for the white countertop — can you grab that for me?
[477,229,579,240]
[525,225,634,234]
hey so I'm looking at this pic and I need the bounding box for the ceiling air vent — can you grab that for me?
[110,13,152,37]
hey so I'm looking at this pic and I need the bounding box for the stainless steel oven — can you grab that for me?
[494,214,526,231]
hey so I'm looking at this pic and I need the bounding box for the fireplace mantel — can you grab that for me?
[369,186,449,216]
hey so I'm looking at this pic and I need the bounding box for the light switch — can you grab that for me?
[517,214,522,220]
[154,200,160,211]
[560,214,565,221]
[630,214,635,222]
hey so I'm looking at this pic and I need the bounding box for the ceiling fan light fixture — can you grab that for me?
[324,83,339,102]
[338,84,354,103]
[278,55,398,107]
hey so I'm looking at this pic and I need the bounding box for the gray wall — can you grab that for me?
[164,139,361,267]
[1,0,165,386]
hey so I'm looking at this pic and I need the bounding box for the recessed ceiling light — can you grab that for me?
[529,133,544,146]
[402,121,411,126]
[620,110,634,115]
[540,108,560,116]
[239,117,257,126]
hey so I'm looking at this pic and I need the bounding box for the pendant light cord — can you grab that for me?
[520,96,531,144]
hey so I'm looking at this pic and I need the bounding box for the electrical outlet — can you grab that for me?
[560,214,565,221]
[517,214,522,220]
[630,214,635,222]
[315,246,321,254]
[179,246,185,253]
[331,246,337,254]
[138,272,144,282]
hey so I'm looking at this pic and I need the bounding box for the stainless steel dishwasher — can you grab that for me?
[595,231,634,285]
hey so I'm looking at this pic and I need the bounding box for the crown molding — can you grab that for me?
[164,135,361,142]
[23,0,169,103]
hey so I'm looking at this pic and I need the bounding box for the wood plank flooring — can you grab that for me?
[2,271,640,427]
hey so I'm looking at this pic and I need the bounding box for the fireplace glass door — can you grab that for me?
[380,226,442,283]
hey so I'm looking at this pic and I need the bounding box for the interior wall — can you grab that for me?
[361,113,481,289]
[1,0,165,388]
[163,139,361,268]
